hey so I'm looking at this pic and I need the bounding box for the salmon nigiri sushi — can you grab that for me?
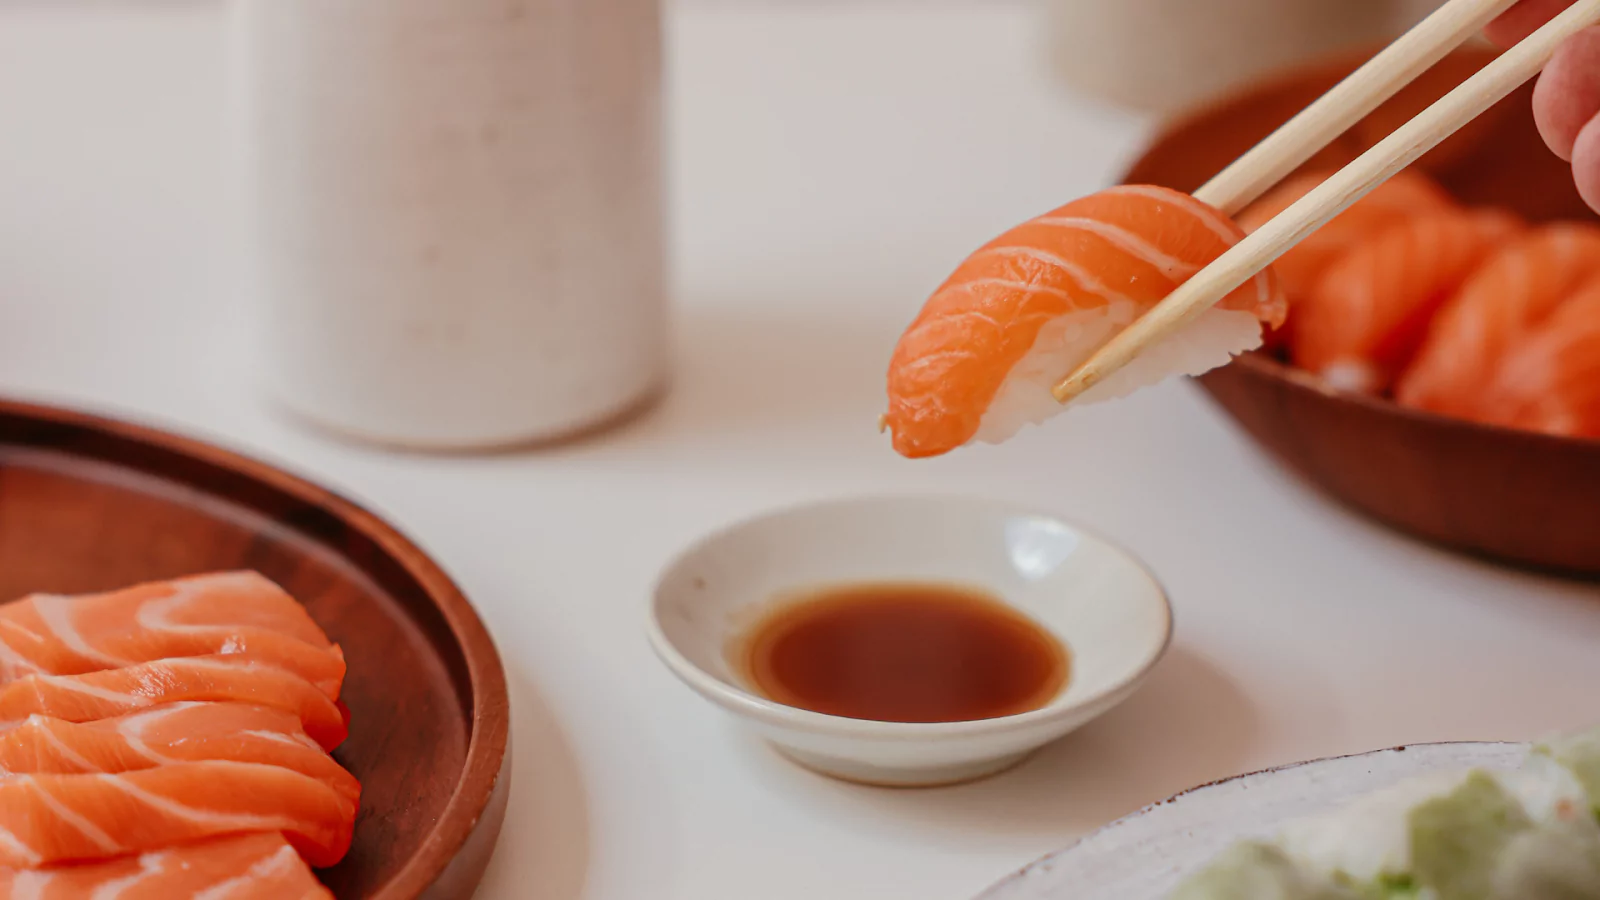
[1396,222,1600,419]
[883,185,1287,458]
[0,833,334,900]
[1290,208,1523,394]
[1478,280,1600,439]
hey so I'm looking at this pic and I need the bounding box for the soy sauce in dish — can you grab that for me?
[735,582,1069,723]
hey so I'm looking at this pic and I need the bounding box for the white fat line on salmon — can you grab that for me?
[1031,217,1200,280]
[8,868,49,900]
[923,286,1051,322]
[971,246,1136,306]
[193,844,301,900]
[22,673,154,708]
[897,349,976,376]
[0,621,46,680]
[117,703,202,765]
[28,718,107,773]
[0,823,41,868]
[241,729,315,749]
[1103,184,1279,312]
[1104,185,1238,242]
[88,846,166,900]
[169,656,265,673]
[95,768,281,829]
[30,595,133,669]
[26,778,123,854]
[901,282,1070,350]
[133,576,244,635]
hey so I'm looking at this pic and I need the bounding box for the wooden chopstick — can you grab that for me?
[1052,0,1600,405]
[1194,0,1519,216]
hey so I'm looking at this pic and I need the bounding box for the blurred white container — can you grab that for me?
[1041,0,1405,115]
[232,0,666,449]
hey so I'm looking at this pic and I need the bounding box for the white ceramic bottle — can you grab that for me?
[232,0,666,449]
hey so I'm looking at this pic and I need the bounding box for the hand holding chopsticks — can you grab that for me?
[1052,0,1600,405]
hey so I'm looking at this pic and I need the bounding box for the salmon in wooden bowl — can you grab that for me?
[0,398,510,898]
[1120,44,1600,577]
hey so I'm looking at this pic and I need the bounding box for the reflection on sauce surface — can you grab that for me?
[735,582,1069,723]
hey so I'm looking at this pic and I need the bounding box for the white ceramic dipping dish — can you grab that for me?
[647,495,1174,787]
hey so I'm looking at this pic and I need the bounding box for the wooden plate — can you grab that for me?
[975,741,1524,900]
[1123,46,1600,576]
[0,398,511,899]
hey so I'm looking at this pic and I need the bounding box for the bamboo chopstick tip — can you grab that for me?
[1051,371,1096,404]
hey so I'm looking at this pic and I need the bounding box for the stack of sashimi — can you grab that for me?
[1240,168,1600,438]
[881,170,1600,459]
[1169,726,1600,899]
[0,571,358,898]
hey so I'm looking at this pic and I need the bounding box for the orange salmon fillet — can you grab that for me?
[0,703,358,801]
[0,572,344,700]
[1480,280,1600,439]
[0,832,333,899]
[0,761,356,869]
[884,185,1286,458]
[0,656,348,752]
[1397,222,1600,418]
[1290,209,1524,393]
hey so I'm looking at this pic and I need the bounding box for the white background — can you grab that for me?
[1,2,1598,900]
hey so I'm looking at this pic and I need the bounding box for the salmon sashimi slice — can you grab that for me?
[1396,222,1600,418]
[0,761,356,868]
[0,703,359,801]
[1289,209,1524,394]
[0,833,333,899]
[1236,168,1457,302]
[883,185,1287,458]
[0,656,347,752]
[1479,281,1600,439]
[0,572,345,699]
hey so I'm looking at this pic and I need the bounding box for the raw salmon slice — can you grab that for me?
[0,833,333,899]
[1290,209,1524,393]
[1480,280,1600,439]
[0,760,355,869]
[883,185,1286,458]
[0,702,359,801]
[1236,168,1457,302]
[0,572,344,699]
[1397,222,1600,418]
[0,656,347,752]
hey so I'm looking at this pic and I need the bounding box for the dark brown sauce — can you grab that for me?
[735,582,1070,723]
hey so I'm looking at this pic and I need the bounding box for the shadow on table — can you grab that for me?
[470,666,591,900]
[740,644,1284,838]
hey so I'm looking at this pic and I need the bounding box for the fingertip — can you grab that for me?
[1572,114,1600,214]
[1532,26,1600,161]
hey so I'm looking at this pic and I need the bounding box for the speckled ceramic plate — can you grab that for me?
[976,741,1526,900]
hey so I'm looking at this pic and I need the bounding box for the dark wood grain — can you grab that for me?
[1123,47,1600,577]
[0,399,511,898]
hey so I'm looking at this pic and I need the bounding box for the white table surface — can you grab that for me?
[3,3,1600,899]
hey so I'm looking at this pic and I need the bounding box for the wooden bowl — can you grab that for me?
[1122,46,1600,576]
[0,398,511,898]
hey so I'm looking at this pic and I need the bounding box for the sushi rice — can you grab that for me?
[1169,725,1600,900]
